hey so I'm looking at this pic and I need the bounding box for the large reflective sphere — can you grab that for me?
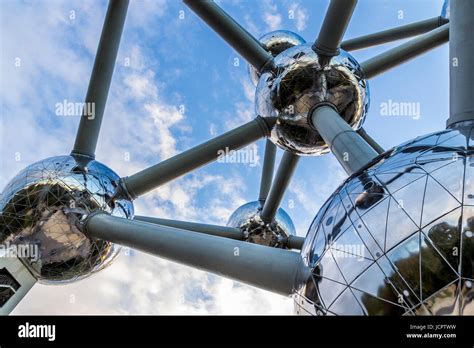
[227,201,296,248]
[0,156,134,283]
[295,124,474,315]
[256,44,369,156]
[248,30,306,86]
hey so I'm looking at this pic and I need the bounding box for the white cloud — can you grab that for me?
[289,3,309,32]
[224,101,254,130]
[124,71,159,100]
[16,249,293,314]
[263,13,283,31]
[209,122,218,137]
[144,101,184,159]
[262,0,283,31]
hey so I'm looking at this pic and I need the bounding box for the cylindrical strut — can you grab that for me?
[183,0,274,72]
[85,213,308,295]
[260,151,299,223]
[311,105,379,175]
[119,117,275,199]
[134,215,244,240]
[341,16,448,52]
[360,23,449,79]
[258,140,277,204]
[357,128,385,154]
[71,0,129,159]
[313,0,357,56]
[447,0,474,127]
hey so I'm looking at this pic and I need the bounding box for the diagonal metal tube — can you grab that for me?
[360,23,449,79]
[133,215,306,250]
[119,117,276,199]
[183,0,274,72]
[258,140,277,204]
[341,16,448,51]
[260,151,299,223]
[313,0,357,56]
[134,215,244,240]
[311,105,378,175]
[286,235,305,250]
[71,0,129,160]
[85,213,308,295]
[357,128,385,154]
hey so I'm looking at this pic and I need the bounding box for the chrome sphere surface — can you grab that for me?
[295,124,474,315]
[256,44,369,156]
[227,201,296,248]
[0,155,134,283]
[248,30,306,86]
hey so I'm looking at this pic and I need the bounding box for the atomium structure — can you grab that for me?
[0,0,472,315]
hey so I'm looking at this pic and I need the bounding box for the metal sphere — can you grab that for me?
[227,201,296,248]
[256,44,369,156]
[0,155,134,284]
[441,0,450,19]
[295,124,474,315]
[248,30,306,86]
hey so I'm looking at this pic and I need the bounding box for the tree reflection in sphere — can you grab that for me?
[295,124,474,315]
[255,44,369,156]
[248,30,306,86]
[227,201,296,248]
[0,156,134,284]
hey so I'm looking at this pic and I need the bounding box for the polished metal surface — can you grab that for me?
[0,155,134,284]
[227,201,296,248]
[248,30,306,86]
[295,124,474,315]
[256,44,369,156]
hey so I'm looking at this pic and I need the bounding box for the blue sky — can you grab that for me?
[0,0,448,314]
